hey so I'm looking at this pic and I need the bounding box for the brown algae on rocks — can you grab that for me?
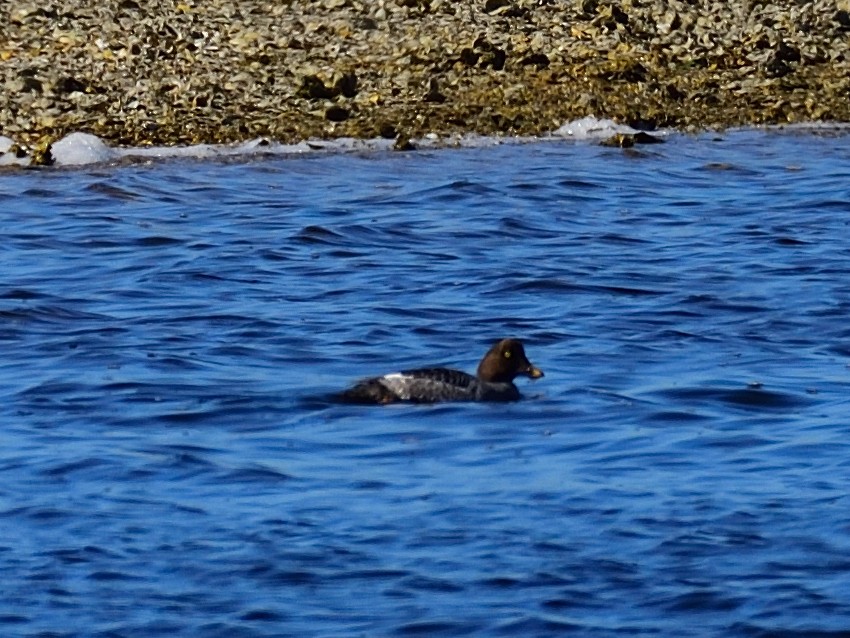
[2,0,850,160]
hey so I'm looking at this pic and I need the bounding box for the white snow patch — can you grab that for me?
[51,132,118,165]
[0,135,28,167]
[552,116,639,139]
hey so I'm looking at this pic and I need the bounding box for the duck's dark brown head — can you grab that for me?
[476,338,544,383]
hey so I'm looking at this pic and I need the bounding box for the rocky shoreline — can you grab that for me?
[3,0,850,163]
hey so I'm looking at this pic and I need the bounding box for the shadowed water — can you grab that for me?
[2,129,850,637]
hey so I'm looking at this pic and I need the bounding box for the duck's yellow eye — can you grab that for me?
[504,350,512,358]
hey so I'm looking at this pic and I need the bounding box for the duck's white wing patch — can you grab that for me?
[378,373,414,400]
[377,370,478,403]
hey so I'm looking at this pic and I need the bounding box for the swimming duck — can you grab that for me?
[340,338,544,404]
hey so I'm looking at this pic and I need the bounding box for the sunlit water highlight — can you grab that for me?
[2,129,850,637]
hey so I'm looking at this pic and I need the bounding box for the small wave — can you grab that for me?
[660,589,743,612]
[0,288,45,300]
[40,457,109,478]
[239,609,285,622]
[83,182,142,201]
[220,465,294,484]
[656,385,811,411]
[729,623,850,638]
[134,235,185,247]
[291,225,345,245]
[494,278,664,297]
[415,179,502,203]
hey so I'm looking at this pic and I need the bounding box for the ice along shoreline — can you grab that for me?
[0,116,656,167]
[4,118,850,169]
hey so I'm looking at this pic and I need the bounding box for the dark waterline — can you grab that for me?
[2,130,850,637]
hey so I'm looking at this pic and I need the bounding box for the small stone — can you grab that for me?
[459,48,479,66]
[378,123,398,138]
[30,140,55,166]
[56,76,88,94]
[334,72,358,98]
[521,53,549,68]
[774,41,801,64]
[603,134,631,148]
[19,72,43,93]
[633,132,664,144]
[298,75,338,100]
[325,105,350,121]
[484,0,512,14]
[394,135,416,151]
[423,78,446,102]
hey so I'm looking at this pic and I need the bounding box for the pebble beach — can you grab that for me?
[3,0,850,163]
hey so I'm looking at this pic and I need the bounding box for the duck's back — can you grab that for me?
[341,367,520,404]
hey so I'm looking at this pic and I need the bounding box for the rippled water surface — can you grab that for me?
[3,130,850,637]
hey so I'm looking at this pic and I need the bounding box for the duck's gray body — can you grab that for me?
[339,338,542,405]
[342,368,522,404]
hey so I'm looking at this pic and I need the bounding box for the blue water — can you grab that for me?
[2,130,850,637]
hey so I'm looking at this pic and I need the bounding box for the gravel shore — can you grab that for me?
[3,0,850,162]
